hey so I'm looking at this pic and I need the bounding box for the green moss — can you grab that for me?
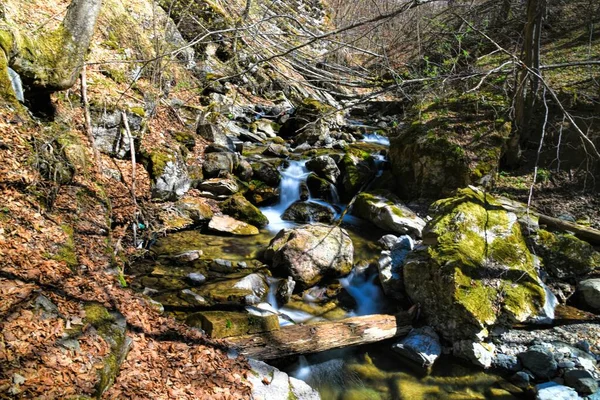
[221,193,268,228]
[54,224,78,270]
[454,268,497,325]
[171,131,195,150]
[149,150,174,178]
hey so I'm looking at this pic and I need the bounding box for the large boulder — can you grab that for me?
[306,155,340,184]
[352,190,426,237]
[220,193,269,228]
[198,178,240,196]
[264,224,353,288]
[338,148,376,201]
[403,187,546,342]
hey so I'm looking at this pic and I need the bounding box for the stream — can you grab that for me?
[130,139,526,399]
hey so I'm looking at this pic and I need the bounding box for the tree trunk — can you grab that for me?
[1,0,103,94]
[226,313,413,360]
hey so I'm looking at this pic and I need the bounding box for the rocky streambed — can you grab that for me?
[129,101,600,400]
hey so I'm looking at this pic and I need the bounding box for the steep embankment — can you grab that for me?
[0,0,340,397]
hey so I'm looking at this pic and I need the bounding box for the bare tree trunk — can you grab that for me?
[1,0,103,93]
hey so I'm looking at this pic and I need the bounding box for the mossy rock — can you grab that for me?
[220,193,269,228]
[185,311,279,338]
[403,187,545,341]
[339,148,375,201]
[83,303,130,398]
[533,230,600,281]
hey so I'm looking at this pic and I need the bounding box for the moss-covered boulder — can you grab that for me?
[245,180,279,206]
[265,224,353,289]
[185,311,279,338]
[352,190,426,238]
[389,93,510,199]
[279,98,337,145]
[221,193,269,228]
[306,173,337,202]
[403,187,545,341]
[148,148,191,200]
[339,148,375,201]
[532,230,599,282]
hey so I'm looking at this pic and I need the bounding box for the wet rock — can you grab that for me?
[248,359,320,400]
[378,234,399,250]
[577,279,600,312]
[276,276,296,306]
[391,326,441,369]
[196,124,236,151]
[306,174,336,202]
[221,193,269,228]
[306,155,340,184]
[299,181,310,201]
[564,369,598,395]
[403,187,545,342]
[377,235,414,300]
[210,259,234,273]
[453,341,495,368]
[252,161,281,186]
[532,230,600,281]
[151,149,191,200]
[189,272,269,306]
[339,148,375,200]
[265,224,353,289]
[246,181,279,206]
[518,345,558,379]
[199,178,240,196]
[186,272,206,284]
[535,382,579,400]
[208,215,259,236]
[281,201,335,224]
[279,98,336,145]
[263,143,289,158]
[353,191,425,237]
[203,152,236,178]
[185,311,279,338]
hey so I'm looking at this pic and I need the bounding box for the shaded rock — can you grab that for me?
[532,230,600,281]
[203,152,236,178]
[492,354,522,373]
[263,143,289,158]
[196,123,235,151]
[279,98,336,145]
[306,173,337,202]
[246,181,279,206]
[150,149,191,200]
[281,201,335,224]
[453,341,495,368]
[221,193,269,228]
[403,187,546,342]
[209,215,259,236]
[353,190,426,237]
[306,155,340,183]
[518,345,558,379]
[339,148,375,200]
[391,326,441,369]
[236,158,254,181]
[199,178,240,196]
[185,311,279,338]
[535,382,579,400]
[577,279,600,312]
[564,369,598,395]
[511,371,532,389]
[265,224,353,288]
[377,235,414,300]
[299,181,310,201]
[252,162,281,186]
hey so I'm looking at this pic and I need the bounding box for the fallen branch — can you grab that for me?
[227,312,412,360]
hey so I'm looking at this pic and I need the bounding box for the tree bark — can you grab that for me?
[1,0,103,92]
[226,313,413,360]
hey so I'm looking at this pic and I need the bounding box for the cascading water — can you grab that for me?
[260,160,311,232]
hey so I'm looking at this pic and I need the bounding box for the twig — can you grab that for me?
[121,112,138,245]
[80,67,101,168]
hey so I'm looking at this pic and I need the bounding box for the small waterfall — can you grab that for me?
[339,268,385,316]
[362,133,390,146]
[534,280,559,324]
[261,160,310,232]
[8,67,24,103]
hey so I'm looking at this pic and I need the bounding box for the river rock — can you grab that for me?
[199,178,240,196]
[391,326,441,369]
[306,155,340,183]
[176,197,214,223]
[353,191,426,237]
[577,279,600,312]
[264,224,353,288]
[246,181,279,206]
[221,193,269,228]
[403,187,546,342]
[564,369,598,395]
[453,341,495,368]
[279,98,335,145]
[518,344,558,379]
[263,143,289,158]
[492,354,522,373]
[281,201,335,224]
[535,382,579,400]
[208,215,259,235]
[254,119,278,137]
[252,161,281,186]
[377,235,414,300]
[339,148,375,200]
[378,234,399,250]
[236,158,254,181]
[532,230,600,281]
[306,174,336,202]
[276,276,296,306]
[248,359,320,400]
[203,152,237,178]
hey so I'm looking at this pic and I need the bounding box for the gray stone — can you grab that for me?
[196,124,236,151]
[203,152,236,178]
[282,201,335,224]
[577,279,600,312]
[535,382,579,400]
[306,155,341,184]
[492,354,522,373]
[187,273,206,284]
[511,371,531,389]
[92,109,143,158]
[255,119,277,138]
[263,143,289,158]
[276,276,296,306]
[252,162,281,186]
[453,341,495,369]
[377,235,414,300]
[169,250,202,262]
[8,67,24,102]
[378,234,399,250]
[152,151,191,200]
[564,369,598,395]
[236,159,254,181]
[198,178,240,196]
[519,345,558,379]
[392,326,441,369]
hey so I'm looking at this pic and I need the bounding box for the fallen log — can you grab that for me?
[538,214,600,246]
[226,312,412,360]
